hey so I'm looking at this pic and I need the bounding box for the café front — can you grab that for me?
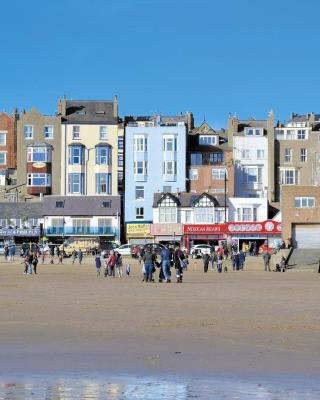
[126,222,153,245]
[183,220,282,251]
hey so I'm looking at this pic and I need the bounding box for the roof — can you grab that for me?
[0,202,43,219]
[61,100,118,125]
[43,196,121,216]
[153,192,227,207]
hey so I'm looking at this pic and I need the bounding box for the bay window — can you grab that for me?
[68,173,84,194]
[27,173,51,187]
[96,146,111,165]
[27,147,51,162]
[68,146,84,165]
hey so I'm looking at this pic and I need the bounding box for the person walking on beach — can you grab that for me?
[95,253,102,277]
[142,248,155,282]
[106,250,116,277]
[210,249,217,270]
[28,251,34,274]
[115,251,123,277]
[217,254,223,273]
[33,253,38,274]
[173,245,184,283]
[161,246,171,283]
[78,249,83,265]
[263,251,271,272]
[203,252,210,273]
[239,250,245,271]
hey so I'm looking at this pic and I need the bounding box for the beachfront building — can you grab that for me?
[187,121,234,196]
[228,111,275,201]
[0,109,18,191]
[43,196,121,245]
[152,192,227,248]
[58,97,119,196]
[16,108,62,200]
[274,112,320,201]
[124,113,192,244]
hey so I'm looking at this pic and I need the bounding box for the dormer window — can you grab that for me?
[199,135,217,145]
[158,195,177,223]
[102,201,111,208]
[244,127,263,136]
[55,201,64,208]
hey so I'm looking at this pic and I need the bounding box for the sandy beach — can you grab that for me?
[0,256,320,378]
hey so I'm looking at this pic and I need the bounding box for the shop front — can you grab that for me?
[151,223,183,245]
[126,223,153,245]
[183,224,226,250]
[226,220,282,251]
[0,227,41,245]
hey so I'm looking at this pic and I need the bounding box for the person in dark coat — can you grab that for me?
[234,252,240,271]
[173,245,184,283]
[239,250,246,270]
[203,253,210,273]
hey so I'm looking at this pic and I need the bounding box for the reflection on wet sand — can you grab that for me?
[1,376,320,399]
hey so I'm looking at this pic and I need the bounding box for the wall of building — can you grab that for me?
[281,185,320,244]
[60,123,119,196]
[125,125,186,223]
[228,197,268,222]
[0,111,17,174]
[17,108,61,198]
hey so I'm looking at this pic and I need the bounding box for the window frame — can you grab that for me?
[0,152,7,165]
[72,125,80,140]
[294,197,315,208]
[136,207,144,220]
[212,168,226,180]
[135,186,144,200]
[27,173,51,187]
[24,125,33,139]
[99,126,108,140]
[0,132,7,146]
[44,125,54,139]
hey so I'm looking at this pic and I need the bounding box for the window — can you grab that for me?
[215,209,225,223]
[163,136,177,151]
[118,137,124,149]
[134,136,147,152]
[72,219,90,234]
[212,169,226,180]
[243,167,262,183]
[135,186,144,200]
[0,152,6,165]
[163,186,172,193]
[286,130,294,140]
[237,207,257,222]
[68,146,84,165]
[280,169,298,185]
[27,173,51,187]
[159,196,177,223]
[194,207,214,223]
[55,201,64,208]
[257,149,264,159]
[96,146,111,165]
[294,197,315,208]
[199,135,217,145]
[102,201,111,208]
[98,218,112,234]
[185,210,192,223]
[24,125,33,139]
[72,125,80,139]
[134,161,148,175]
[95,173,111,194]
[209,152,224,164]
[190,153,202,165]
[118,155,123,167]
[241,149,250,159]
[0,132,6,145]
[297,129,306,140]
[284,148,292,163]
[245,127,263,136]
[68,173,84,194]
[190,168,198,180]
[27,147,51,162]
[300,148,307,162]
[163,161,177,175]
[44,126,54,139]
[136,207,144,219]
[100,126,107,140]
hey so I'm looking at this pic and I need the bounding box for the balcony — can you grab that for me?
[46,227,116,235]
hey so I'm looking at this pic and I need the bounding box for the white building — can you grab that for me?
[228,197,268,222]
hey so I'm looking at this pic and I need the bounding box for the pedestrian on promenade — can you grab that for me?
[142,248,155,282]
[72,249,77,264]
[263,251,271,272]
[210,249,217,270]
[28,251,34,274]
[33,253,38,274]
[161,246,171,282]
[78,249,83,265]
[58,251,63,264]
[4,245,9,261]
[239,250,246,271]
[107,250,116,277]
[22,255,29,274]
[203,252,210,273]
[95,253,101,277]
[234,252,240,271]
[217,255,223,273]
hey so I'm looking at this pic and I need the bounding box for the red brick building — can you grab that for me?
[0,109,18,186]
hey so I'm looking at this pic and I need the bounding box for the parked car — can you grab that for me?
[131,243,166,257]
[190,244,213,259]
[116,244,132,256]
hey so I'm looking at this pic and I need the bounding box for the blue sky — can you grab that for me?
[1,0,320,127]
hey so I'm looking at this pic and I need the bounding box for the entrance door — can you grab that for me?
[293,224,320,249]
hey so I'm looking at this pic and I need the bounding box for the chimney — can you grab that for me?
[57,99,66,116]
[13,107,19,120]
[186,112,194,131]
[113,95,118,118]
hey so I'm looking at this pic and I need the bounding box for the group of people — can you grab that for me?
[95,250,127,277]
[202,249,246,273]
[22,251,38,275]
[3,243,16,261]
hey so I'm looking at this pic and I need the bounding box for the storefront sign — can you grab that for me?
[184,224,225,234]
[0,228,40,237]
[126,223,151,237]
[151,223,183,236]
[226,220,281,235]
[32,162,46,169]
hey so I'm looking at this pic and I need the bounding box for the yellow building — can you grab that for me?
[57,98,119,195]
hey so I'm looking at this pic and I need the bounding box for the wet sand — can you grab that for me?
[0,257,320,377]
